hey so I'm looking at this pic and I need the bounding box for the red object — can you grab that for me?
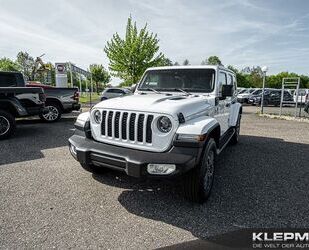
[26,82,54,89]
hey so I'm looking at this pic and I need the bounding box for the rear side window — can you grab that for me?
[107,89,124,94]
[0,74,17,87]
[218,72,227,85]
[227,74,233,85]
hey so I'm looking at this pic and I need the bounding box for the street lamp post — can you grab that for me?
[260,66,268,114]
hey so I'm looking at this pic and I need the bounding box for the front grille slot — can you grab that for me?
[129,113,136,141]
[107,111,113,137]
[101,111,107,135]
[122,113,128,140]
[100,110,154,145]
[146,115,154,143]
[114,112,120,138]
[137,114,145,142]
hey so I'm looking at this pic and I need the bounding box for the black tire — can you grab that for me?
[39,103,62,122]
[230,114,241,145]
[0,110,16,140]
[184,138,217,203]
[80,163,106,174]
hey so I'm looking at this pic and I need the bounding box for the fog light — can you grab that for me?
[70,144,77,157]
[147,164,176,175]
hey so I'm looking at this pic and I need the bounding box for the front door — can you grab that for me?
[215,71,230,135]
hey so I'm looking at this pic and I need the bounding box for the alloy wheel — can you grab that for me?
[0,115,10,136]
[203,150,215,194]
[42,106,59,121]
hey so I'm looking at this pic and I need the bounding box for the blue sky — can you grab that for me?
[0,0,308,83]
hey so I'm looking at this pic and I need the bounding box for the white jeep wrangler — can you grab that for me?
[69,66,242,203]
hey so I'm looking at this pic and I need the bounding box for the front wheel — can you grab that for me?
[184,138,217,203]
[40,103,62,122]
[0,110,16,140]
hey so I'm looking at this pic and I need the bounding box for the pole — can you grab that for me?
[260,72,266,114]
[90,74,93,107]
[79,74,82,95]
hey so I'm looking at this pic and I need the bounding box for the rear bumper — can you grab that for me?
[68,134,202,178]
[63,103,81,112]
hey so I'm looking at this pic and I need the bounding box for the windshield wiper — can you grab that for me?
[174,88,191,95]
[139,88,161,94]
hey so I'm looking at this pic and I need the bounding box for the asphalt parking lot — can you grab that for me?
[0,108,309,249]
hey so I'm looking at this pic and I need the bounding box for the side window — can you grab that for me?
[226,73,237,97]
[218,72,226,97]
[218,72,227,85]
[232,75,237,96]
[227,74,233,85]
[0,74,17,87]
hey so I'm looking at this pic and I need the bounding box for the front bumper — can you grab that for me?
[237,97,248,103]
[72,103,81,111]
[69,134,203,178]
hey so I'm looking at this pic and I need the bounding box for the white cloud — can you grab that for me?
[0,0,308,81]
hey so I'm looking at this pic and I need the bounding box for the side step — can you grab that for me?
[217,128,235,155]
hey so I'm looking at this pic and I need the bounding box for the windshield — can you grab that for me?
[138,69,216,93]
[251,89,262,95]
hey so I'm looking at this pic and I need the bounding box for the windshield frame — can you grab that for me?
[137,68,216,94]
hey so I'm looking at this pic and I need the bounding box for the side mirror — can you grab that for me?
[131,84,137,92]
[221,85,234,98]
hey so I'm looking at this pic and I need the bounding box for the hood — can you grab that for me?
[94,93,214,119]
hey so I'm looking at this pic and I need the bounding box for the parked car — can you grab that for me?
[100,88,131,101]
[293,89,309,104]
[237,87,246,94]
[249,89,293,106]
[26,82,80,122]
[0,71,46,139]
[237,88,257,103]
[69,65,242,203]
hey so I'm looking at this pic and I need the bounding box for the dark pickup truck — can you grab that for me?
[0,71,80,122]
[27,83,80,122]
[0,71,46,139]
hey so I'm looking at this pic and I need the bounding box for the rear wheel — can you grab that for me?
[184,138,217,203]
[0,110,16,140]
[40,103,62,122]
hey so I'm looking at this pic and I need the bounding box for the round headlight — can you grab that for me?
[157,116,172,133]
[93,110,102,124]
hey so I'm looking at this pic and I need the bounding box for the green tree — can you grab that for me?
[227,65,251,87]
[204,56,222,66]
[16,51,36,80]
[0,57,20,71]
[174,61,180,66]
[104,16,165,85]
[89,64,111,93]
[183,59,190,65]
[159,57,173,66]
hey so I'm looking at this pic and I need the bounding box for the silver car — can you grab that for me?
[100,88,131,101]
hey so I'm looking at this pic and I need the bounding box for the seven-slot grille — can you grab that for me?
[101,110,154,144]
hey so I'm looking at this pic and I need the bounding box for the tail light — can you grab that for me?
[72,91,79,101]
[39,93,46,102]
